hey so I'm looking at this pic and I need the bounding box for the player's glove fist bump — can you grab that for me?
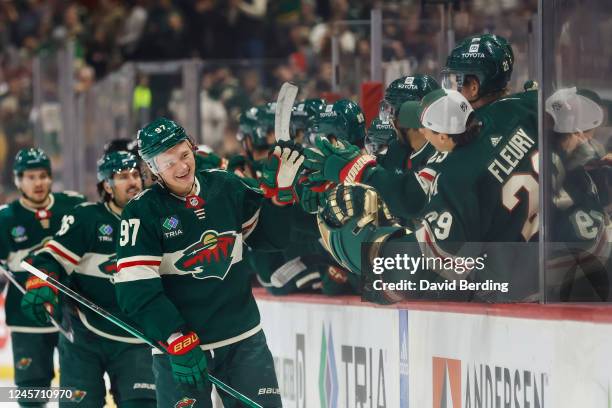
[260,140,305,205]
[304,136,376,184]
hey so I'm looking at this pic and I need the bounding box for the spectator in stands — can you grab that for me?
[117,0,148,59]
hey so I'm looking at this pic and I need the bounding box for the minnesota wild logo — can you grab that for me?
[70,390,87,403]
[16,357,32,370]
[98,255,118,275]
[175,397,196,408]
[174,230,238,280]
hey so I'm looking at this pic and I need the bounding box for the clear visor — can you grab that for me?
[304,125,323,147]
[378,100,396,122]
[440,71,465,92]
[149,144,193,174]
[364,135,389,156]
[255,127,267,141]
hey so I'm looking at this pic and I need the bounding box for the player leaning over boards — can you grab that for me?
[21,151,156,407]
[312,34,540,301]
[0,148,85,407]
[114,118,303,407]
[305,75,442,223]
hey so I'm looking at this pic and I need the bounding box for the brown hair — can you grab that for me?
[448,112,482,147]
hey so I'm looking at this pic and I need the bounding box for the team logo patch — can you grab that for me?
[69,390,87,403]
[162,216,183,239]
[174,230,238,279]
[460,101,468,112]
[16,357,32,370]
[185,195,205,210]
[97,224,114,242]
[551,101,563,111]
[98,255,118,275]
[175,397,196,408]
[11,226,27,243]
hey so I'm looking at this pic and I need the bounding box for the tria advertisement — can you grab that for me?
[257,299,400,408]
[256,295,612,407]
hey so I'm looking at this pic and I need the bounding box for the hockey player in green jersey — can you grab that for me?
[21,151,156,407]
[290,98,326,146]
[234,103,354,296]
[229,104,275,182]
[304,76,442,222]
[0,148,85,406]
[299,98,368,214]
[114,117,304,407]
[375,75,440,173]
[545,88,610,300]
[316,60,540,302]
[364,117,397,157]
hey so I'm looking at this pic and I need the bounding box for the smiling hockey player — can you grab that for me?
[21,151,156,407]
[114,117,303,407]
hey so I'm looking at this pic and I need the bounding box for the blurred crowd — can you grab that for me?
[0,0,537,199]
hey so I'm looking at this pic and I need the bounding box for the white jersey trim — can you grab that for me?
[8,325,59,334]
[76,308,145,344]
[113,265,160,283]
[242,208,260,240]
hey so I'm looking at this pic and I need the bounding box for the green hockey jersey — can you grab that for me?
[363,138,437,221]
[392,90,540,299]
[548,158,610,292]
[31,202,145,343]
[115,169,293,348]
[0,191,85,331]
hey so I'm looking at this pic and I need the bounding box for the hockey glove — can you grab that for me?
[304,136,376,184]
[21,272,59,325]
[164,332,208,390]
[195,150,227,170]
[260,141,305,205]
[299,176,335,214]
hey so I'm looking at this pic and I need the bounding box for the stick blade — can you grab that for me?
[275,82,299,142]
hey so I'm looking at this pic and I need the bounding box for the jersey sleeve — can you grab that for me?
[114,198,187,342]
[232,174,294,251]
[63,191,87,206]
[30,204,94,280]
[363,165,433,220]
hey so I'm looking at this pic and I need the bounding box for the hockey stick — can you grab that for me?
[274,82,299,141]
[0,264,74,343]
[21,261,263,408]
